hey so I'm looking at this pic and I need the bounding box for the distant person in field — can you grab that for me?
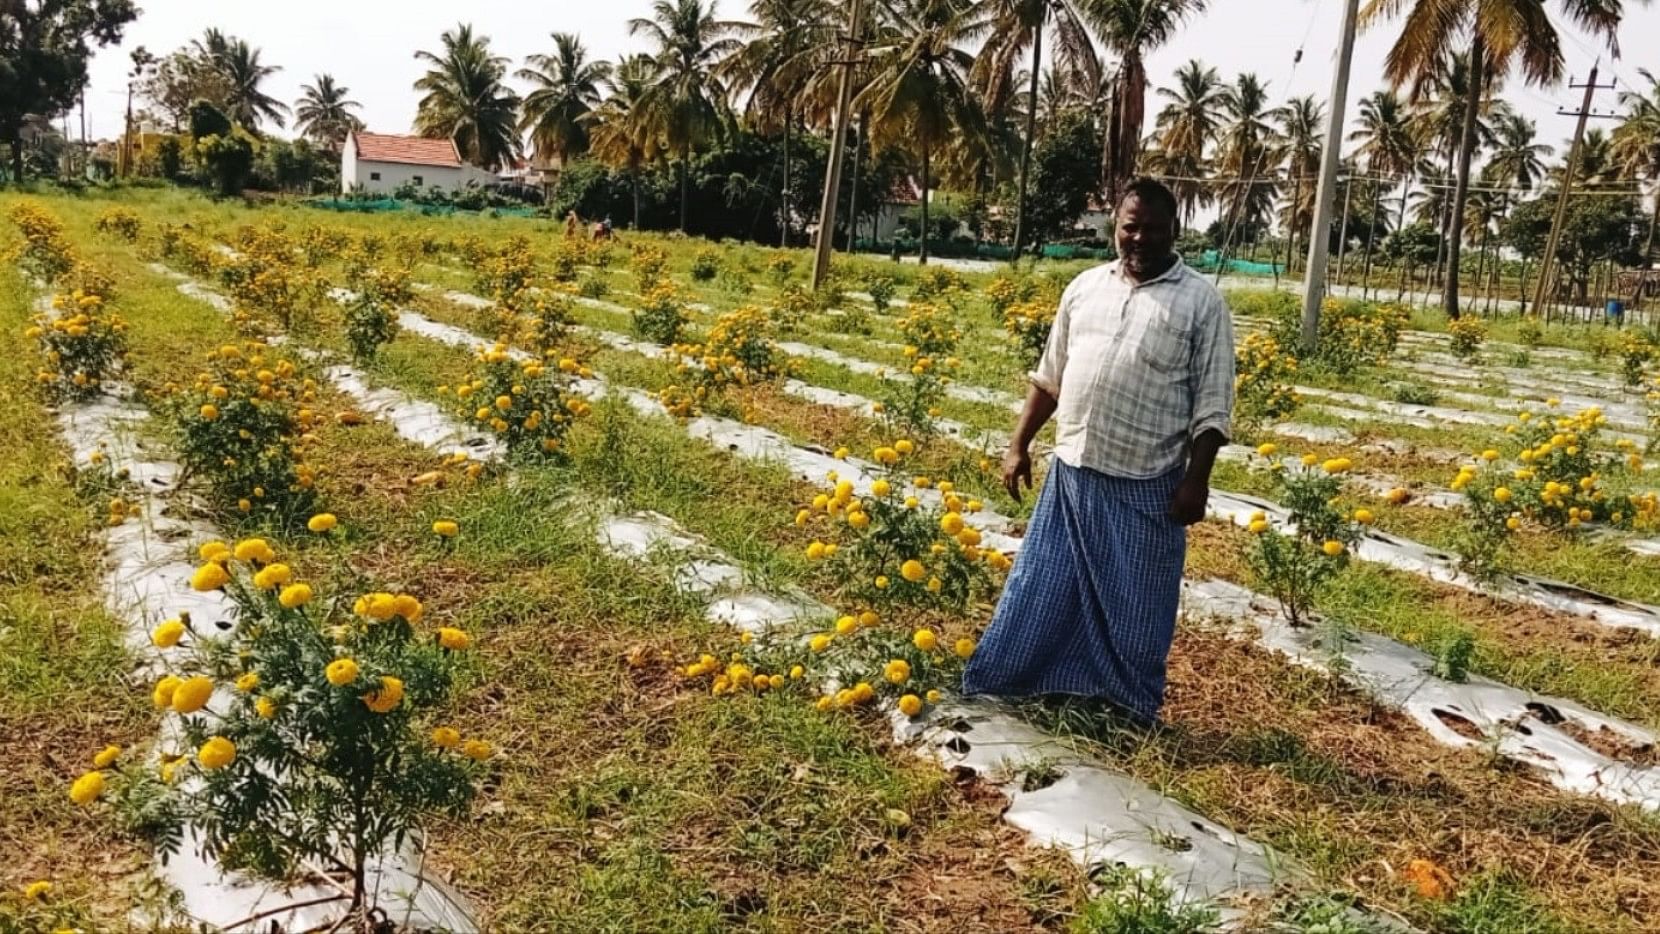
[963,177,1236,725]
[565,211,581,238]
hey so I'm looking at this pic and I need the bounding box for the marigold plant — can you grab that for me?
[632,244,670,292]
[910,267,967,306]
[8,200,79,282]
[1618,331,1654,389]
[1232,332,1301,438]
[880,303,963,436]
[863,274,896,313]
[1004,299,1056,371]
[84,542,483,929]
[27,286,128,401]
[1448,457,1521,580]
[1245,451,1367,625]
[1270,297,1405,376]
[764,252,795,286]
[219,226,326,332]
[168,342,319,522]
[344,266,411,363]
[448,344,591,459]
[797,443,1008,612]
[690,247,722,282]
[1447,315,1487,362]
[660,306,792,418]
[633,282,689,345]
[94,206,142,242]
[473,236,539,312]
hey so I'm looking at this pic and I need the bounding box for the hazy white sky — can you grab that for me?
[76,0,1659,156]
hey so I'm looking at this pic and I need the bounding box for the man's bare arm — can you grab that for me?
[1003,384,1058,501]
[1169,428,1226,525]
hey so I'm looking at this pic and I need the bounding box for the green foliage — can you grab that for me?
[344,267,411,363]
[195,130,256,197]
[1073,867,1221,934]
[0,0,138,180]
[452,344,590,459]
[1245,451,1367,626]
[633,282,689,345]
[1448,315,1487,362]
[1018,111,1105,247]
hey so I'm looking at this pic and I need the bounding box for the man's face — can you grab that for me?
[1115,196,1177,278]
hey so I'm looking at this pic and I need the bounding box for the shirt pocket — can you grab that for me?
[1135,320,1190,374]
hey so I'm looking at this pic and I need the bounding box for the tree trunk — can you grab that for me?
[1011,19,1043,262]
[781,113,792,247]
[919,133,931,266]
[631,162,641,230]
[1395,172,1414,302]
[848,114,865,249]
[1335,175,1353,285]
[679,145,691,233]
[1631,196,1658,310]
[4,120,23,184]
[1444,35,1485,319]
[1518,258,1530,316]
[1361,179,1380,300]
[1472,219,1489,316]
[1286,171,1303,279]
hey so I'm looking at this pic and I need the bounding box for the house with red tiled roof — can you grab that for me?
[341,131,494,196]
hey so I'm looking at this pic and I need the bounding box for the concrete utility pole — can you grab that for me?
[811,0,864,291]
[1531,64,1617,317]
[1298,0,1361,354]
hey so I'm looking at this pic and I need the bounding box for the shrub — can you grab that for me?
[632,244,670,292]
[219,226,326,333]
[449,345,591,459]
[690,247,722,282]
[1245,448,1368,625]
[661,306,792,418]
[864,274,896,312]
[1447,315,1487,362]
[633,283,689,346]
[796,441,1008,612]
[474,236,539,313]
[169,342,319,522]
[881,303,963,436]
[1516,317,1543,348]
[764,252,795,286]
[910,267,966,305]
[1618,331,1654,389]
[344,267,412,364]
[1231,332,1301,437]
[7,200,78,282]
[27,284,129,402]
[577,273,609,300]
[1391,382,1439,406]
[1268,297,1407,376]
[525,291,575,357]
[298,226,351,267]
[773,283,816,335]
[1004,299,1056,371]
[1448,456,1521,580]
[94,207,142,242]
[84,543,484,930]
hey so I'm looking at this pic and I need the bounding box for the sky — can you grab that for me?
[75,0,1660,159]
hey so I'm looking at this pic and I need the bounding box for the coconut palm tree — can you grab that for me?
[718,0,837,245]
[1349,90,1418,296]
[413,23,522,170]
[1613,69,1660,303]
[216,38,288,132]
[1275,94,1324,276]
[1083,0,1209,208]
[1151,59,1225,224]
[629,0,744,232]
[857,0,987,264]
[1406,52,1508,290]
[518,33,611,178]
[1361,0,1642,318]
[294,74,364,152]
[965,0,1102,259]
[1486,112,1552,194]
[1214,72,1279,263]
[585,55,664,230]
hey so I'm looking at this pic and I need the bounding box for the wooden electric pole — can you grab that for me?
[1298,0,1360,353]
[1530,65,1617,317]
[811,0,865,291]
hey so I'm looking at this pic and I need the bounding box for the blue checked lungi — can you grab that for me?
[962,459,1187,722]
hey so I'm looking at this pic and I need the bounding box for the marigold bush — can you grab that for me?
[94,206,142,242]
[1268,296,1406,376]
[633,282,689,345]
[796,442,1008,612]
[8,200,78,282]
[1619,332,1654,389]
[1245,450,1367,625]
[660,306,792,418]
[1232,332,1301,437]
[1447,315,1487,362]
[219,226,326,332]
[447,343,591,459]
[1004,299,1056,371]
[168,342,320,521]
[344,266,412,363]
[880,303,963,436]
[632,244,670,292]
[81,541,484,928]
[28,286,129,401]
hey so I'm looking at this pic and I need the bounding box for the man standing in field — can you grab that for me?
[963,178,1235,725]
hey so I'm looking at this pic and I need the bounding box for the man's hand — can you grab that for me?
[1168,475,1209,526]
[1003,445,1033,502]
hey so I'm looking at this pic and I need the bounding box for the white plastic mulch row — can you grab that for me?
[34,291,476,932]
[164,265,1660,809]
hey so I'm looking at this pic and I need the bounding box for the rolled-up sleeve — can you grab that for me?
[1029,284,1073,397]
[1189,291,1235,441]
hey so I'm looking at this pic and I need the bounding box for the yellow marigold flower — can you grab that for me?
[198,540,230,561]
[251,563,292,591]
[913,629,939,652]
[900,559,926,583]
[151,618,186,648]
[432,519,459,538]
[874,575,890,589]
[1321,457,1351,474]
[326,657,360,686]
[1321,540,1345,557]
[1480,449,1500,462]
[392,594,423,621]
[171,676,213,714]
[1492,487,1513,504]
[68,771,105,806]
[1386,488,1409,505]
[1506,516,1521,531]
[307,513,338,533]
[926,689,942,704]
[1353,509,1375,525]
[462,739,494,761]
[872,479,892,497]
[852,682,875,704]
[233,538,274,563]
[363,676,405,714]
[848,510,870,530]
[940,512,965,535]
[884,659,911,684]
[278,582,313,608]
[361,592,399,621]
[954,638,976,659]
[24,880,51,901]
[93,744,121,769]
[1300,453,1318,467]
[438,627,471,651]
[873,446,899,465]
[894,439,915,456]
[858,610,879,628]
[805,541,827,560]
[199,403,219,421]
[789,665,805,680]
[234,671,260,692]
[1248,518,1269,534]
[152,674,182,708]
[190,562,229,592]
[834,615,857,637]
[898,694,924,717]
[1256,442,1278,457]
[197,736,236,770]
[432,726,462,749]
[254,696,277,719]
